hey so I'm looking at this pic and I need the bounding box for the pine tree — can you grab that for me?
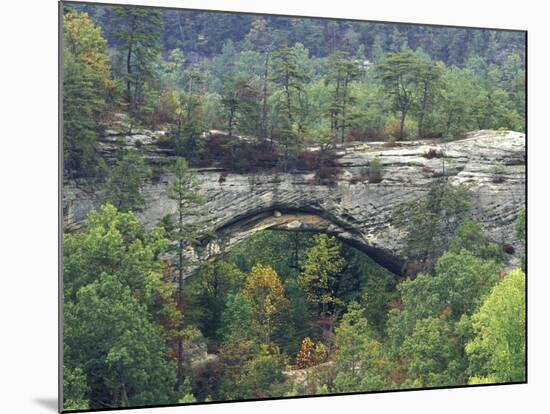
[165,158,206,391]
[63,10,111,177]
[375,52,424,139]
[271,46,308,155]
[414,57,444,137]
[325,52,362,143]
[112,6,163,120]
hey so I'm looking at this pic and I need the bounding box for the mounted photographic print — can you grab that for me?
[60,0,527,411]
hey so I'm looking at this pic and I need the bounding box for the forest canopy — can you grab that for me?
[62,3,526,411]
[62,2,525,178]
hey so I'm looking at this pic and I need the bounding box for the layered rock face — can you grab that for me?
[63,129,526,275]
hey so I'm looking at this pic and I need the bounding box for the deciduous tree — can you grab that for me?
[466,269,526,383]
[64,274,177,409]
[103,150,150,212]
[298,234,345,316]
[242,264,289,344]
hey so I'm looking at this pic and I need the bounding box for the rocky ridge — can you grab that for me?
[63,128,526,275]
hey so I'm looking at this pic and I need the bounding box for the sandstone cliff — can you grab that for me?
[63,129,526,275]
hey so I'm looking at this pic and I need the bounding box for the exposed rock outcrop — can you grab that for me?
[63,130,526,275]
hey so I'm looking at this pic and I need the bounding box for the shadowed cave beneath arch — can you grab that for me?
[199,207,405,277]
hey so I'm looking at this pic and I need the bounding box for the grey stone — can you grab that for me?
[63,129,526,276]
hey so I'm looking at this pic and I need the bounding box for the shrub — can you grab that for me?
[195,135,279,173]
[347,129,387,142]
[365,129,388,141]
[368,157,383,183]
[423,148,444,159]
[502,243,515,254]
[151,89,178,128]
[384,116,418,140]
[491,164,506,183]
[298,150,342,185]
[421,130,443,139]
[384,136,397,147]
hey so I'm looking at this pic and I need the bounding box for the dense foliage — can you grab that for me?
[64,206,526,408]
[62,4,525,178]
[62,3,526,410]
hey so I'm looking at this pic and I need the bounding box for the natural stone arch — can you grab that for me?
[63,130,526,276]
[200,207,405,276]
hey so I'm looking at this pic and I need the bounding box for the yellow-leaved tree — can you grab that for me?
[243,264,289,344]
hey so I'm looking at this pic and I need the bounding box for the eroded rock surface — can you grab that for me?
[63,130,526,275]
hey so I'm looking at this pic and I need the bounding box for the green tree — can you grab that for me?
[103,150,150,212]
[386,250,501,358]
[401,316,462,387]
[394,181,472,265]
[112,6,163,120]
[271,45,308,154]
[63,51,106,177]
[166,157,207,390]
[325,52,363,142]
[516,207,526,243]
[63,10,113,93]
[63,203,174,321]
[218,292,257,342]
[466,269,526,383]
[449,219,502,262]
[64,274,177,408]
[298,234,345,316]
[375,52,423,139]
[413,56,444,137]
[333,302,391,392]
[439,67,484,137]
[173,92,205,160]
[63,366,89,411]
[63,10,112,178]
[235,345,287,399]
[515,208,526,270]
[220,75,261,137]
[187,261,245,340]
[243,18,277,138]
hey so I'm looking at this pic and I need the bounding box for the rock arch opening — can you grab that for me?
[201,207,405,277]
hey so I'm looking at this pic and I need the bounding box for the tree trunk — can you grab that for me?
[126,17,136,111]
[261,52,270,140]
[418,83,429,138]
[228,109,234,137]
[341,77,349,143]
[175,209,185,392]
[399,110,407,140]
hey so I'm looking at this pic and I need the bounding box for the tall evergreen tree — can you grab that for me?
[166,158,207,391]
[414,56,444,137]
[325,52,363,142]
[63,10,112,177]
[112,7,163,120]
[271,45,308,154]
[375,52,423,139]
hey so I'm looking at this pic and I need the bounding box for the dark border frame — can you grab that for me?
[58,1,528,412]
